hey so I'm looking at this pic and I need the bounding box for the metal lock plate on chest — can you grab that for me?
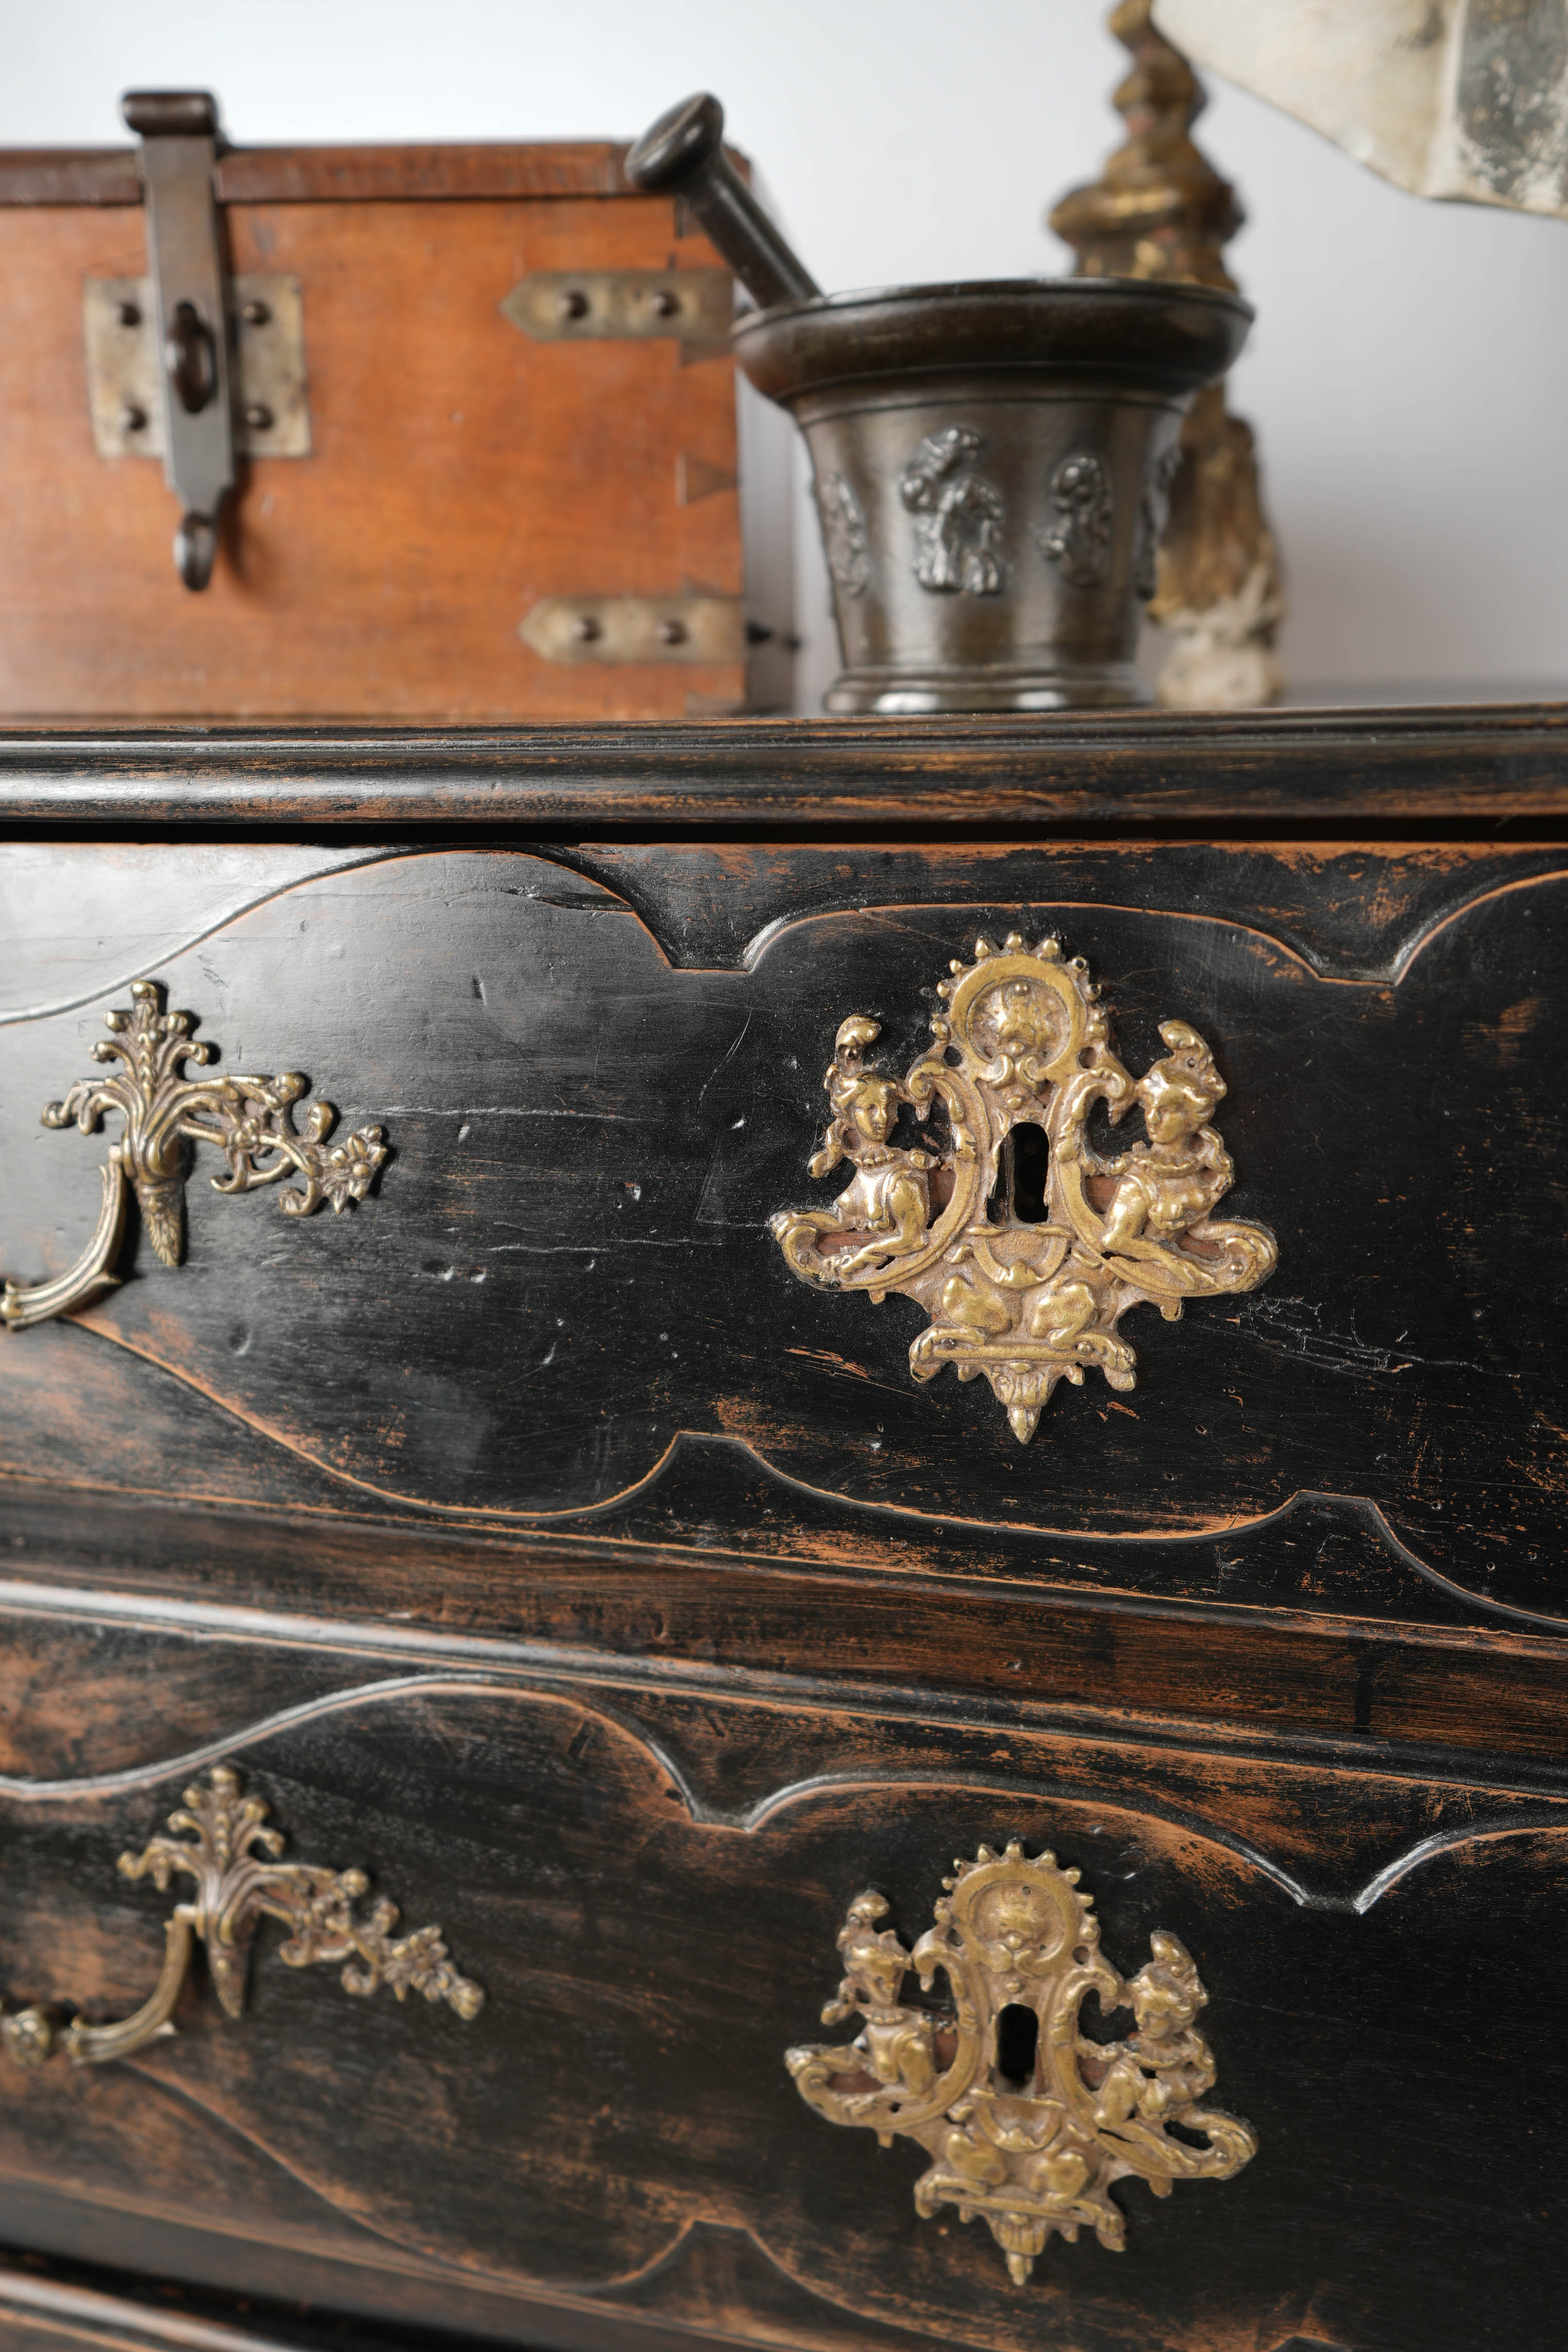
[84,89,315,592]
[84,272,312,461]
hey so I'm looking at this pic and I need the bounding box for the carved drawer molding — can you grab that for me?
[770,933,1276,1439]
[0,1766,483,2066]
[787,1841,1255,2284]
[1,979,389,1329]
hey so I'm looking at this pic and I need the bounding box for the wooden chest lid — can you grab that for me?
[0,140,649,208]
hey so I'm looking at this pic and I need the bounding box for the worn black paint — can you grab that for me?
[1,714,1565,2352]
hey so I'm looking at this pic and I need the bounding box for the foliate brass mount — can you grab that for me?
[1,978,389,1331]
[502,267,732,347]
[787,1842,1256,2284]
[769,935,1276,1441]
[0,1766,484,2069]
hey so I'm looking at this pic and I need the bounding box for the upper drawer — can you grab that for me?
[3,835,1566,1633]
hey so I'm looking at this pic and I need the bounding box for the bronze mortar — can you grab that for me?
[628,95,1251,713]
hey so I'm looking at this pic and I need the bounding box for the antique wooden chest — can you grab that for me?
[0,706,1565,2352]
[0,112,754,721]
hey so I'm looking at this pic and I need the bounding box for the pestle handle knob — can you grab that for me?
[625,92,821,312]
[625,90,725,190]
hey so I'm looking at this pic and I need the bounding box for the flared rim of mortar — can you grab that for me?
[731,275,1253,406]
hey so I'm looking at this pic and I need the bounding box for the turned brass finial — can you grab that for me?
[1049,0,1284,709]
[1050,0,1239,290]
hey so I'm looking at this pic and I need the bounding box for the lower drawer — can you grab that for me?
[0,1623,1562,2352]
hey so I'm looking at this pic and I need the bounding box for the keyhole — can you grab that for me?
[988,1121,1050,1225]
[994,2001,1040,2090]
[1009,1123,1050,1223]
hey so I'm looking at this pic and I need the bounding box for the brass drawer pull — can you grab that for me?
[787,1841,1254,2284]
[0,1765,483,2067]
[2,980,389,1330]
[770,933,1276,1440]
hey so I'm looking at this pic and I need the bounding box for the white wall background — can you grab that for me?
[8,0,1568,707]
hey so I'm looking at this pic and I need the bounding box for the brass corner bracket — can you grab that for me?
[501,266,732,346]
[769,934,1276,1440]
[2,978,389,1331]
[0,1765,483,2068]
[787,1842,1255,2284]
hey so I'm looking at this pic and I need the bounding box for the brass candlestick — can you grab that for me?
[1050,0,1284,709]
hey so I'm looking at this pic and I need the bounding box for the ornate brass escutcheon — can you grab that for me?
[0,1766,483,2068]
[2,978,389,1330]
[770,933,1276,1440]
[787,1842,1255,2284]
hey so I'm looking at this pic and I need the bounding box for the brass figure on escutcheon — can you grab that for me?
[787,1843,1255,2284]
[770,935,1276,1441]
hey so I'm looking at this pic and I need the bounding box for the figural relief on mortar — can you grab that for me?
[787,1842,1256,2284]
[1135,441,1186,604]
[770,934,1276,1440]
[1,978,389,1330]
[0,1765,483,2068]
[1041,453,1114,588]
[899,426,1005,595]
[816,471,872,597]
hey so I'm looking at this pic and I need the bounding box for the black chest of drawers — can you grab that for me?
[0,709,1565,2352]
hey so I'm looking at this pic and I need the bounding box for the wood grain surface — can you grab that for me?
[0,1674,1561,2352]
[0,198,743,720]
[0,141,642,209]
[1,713,1564,2352]
[4,841,1564,1620]
[2,708,1567,827]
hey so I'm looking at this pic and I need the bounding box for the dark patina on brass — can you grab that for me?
[627,92,1250,712]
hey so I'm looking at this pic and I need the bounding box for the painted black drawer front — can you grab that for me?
[3,838,1567,1632]
[0,1655,1564,2352]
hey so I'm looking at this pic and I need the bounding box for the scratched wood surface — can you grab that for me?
[4,839,1566,1627]
[0,2252,455,2352]
[3,708,1568,827]
[7,1476,1568,1770]
[0,1670,1563,2352]
[0,173,744,720]
[1,715,1565,2352]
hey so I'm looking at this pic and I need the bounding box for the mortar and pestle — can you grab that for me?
[626,94,1250,713]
